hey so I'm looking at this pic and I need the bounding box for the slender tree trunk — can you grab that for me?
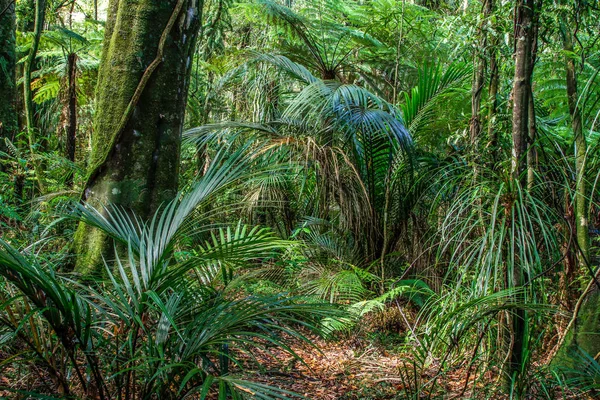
[526,94,537,188]
[469,0,491,146]
[0,0,18,147]
[23,0,46,193]
[73,0,202,274]
[558,198,576,328]
[506,0,537,391]
[526,18,538,189]
[66,53,77,186]
[562,25,589,267]
[553,6,599,371]
[486,17,499,164]
[510,0,534,181]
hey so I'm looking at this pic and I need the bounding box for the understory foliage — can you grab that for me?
[0,146,338,398]
[1,0,600,399]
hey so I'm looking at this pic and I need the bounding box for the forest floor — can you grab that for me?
[239,332,498,399]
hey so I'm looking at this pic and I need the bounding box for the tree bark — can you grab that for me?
[486,13,499,164]
[553,5,598,371]
[562,24,589,267]
[554,268,600,370]
[0,0,18,147]
[73,0,202,274]
[506,0,537,390]
[469,0,492,146]
[526,14,539,189]
[65,52,77,186]
[526,94,537,188]
[510,0,534,181]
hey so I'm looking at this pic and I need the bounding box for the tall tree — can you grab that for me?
[65,9,78,174]
[486,2,500,163]
[0,0,18,145]
[469,0,492,146]
[48,25,88,185]
[65,52,77,176]
[526,6,539,189]
[511,0,535,181]
[552,1,599,371]
[560,12,589,267]
[73,0,202,273]
[507,0,538,390]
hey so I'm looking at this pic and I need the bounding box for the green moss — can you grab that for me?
[74,0,201,275]
[554,289,600,369]
[73,223,107,275]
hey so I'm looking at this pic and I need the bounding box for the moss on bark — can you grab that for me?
[74,0,202,274]
[554,282,600,369]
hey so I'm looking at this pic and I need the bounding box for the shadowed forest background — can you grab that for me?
[0,0,600,398]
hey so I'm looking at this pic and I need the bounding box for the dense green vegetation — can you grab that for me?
[1,0,600,398]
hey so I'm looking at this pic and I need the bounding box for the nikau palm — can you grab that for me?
[0,146,337,399]
[2,0,600,398]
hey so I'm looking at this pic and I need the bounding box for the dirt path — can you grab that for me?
[239,334,452,399]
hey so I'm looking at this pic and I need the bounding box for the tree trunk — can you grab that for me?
[66,53,77,186]
[23,0,46,193]
[526,17,538,189]
[73,0,202,274]
[506,0,536,390]
[0,0,18,147]
[469,0,492,146]
[553,6,598,371]
[562,25,589,267]
[510,0,534,181]
[554,268,600,370]
[486,15,499,164]
[526,94,537,188]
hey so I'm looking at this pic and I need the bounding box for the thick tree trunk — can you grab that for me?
[0,0,18,146]
[73,0,202,274]
[554,268,600,369]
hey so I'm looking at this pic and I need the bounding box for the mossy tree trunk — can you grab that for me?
[553,4,598,370]
[554,269,600,369]
[74,0,202,274]
[0,0,18,146]
[561,17,589,267]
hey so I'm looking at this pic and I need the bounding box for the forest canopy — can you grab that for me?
[1,0,600,398]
